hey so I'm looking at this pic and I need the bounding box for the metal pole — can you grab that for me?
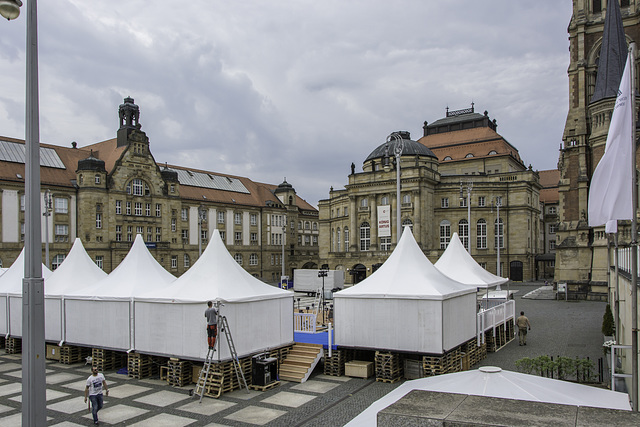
[281,216,286,281]
[23,0,47,425]
[467,181,472,252]
[43,188,51,268]
[628,43,638,412]
[497,200,501,279]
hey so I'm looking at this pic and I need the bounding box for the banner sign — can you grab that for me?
[378,205,391,237]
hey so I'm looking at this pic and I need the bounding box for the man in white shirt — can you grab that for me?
[84,367,109,425]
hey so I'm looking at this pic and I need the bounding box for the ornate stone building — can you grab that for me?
[556,0,640,298]
[319,106,546,284]
[0,98,319,283]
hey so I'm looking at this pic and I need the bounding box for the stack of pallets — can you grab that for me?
[269,344,294,364]
[323,349,347,377]
[127,353,165,379]
[5,337,21,354]
[422,347,462,376]
[207,357,251,393]
[167,358,192,387]
[0,336,5,349]
[196,371,225,398]
[60,345,89,364]
[92,348,125,372]
[461,338,487,369]
[375,351,403,383]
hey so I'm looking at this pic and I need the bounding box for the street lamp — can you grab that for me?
[198,205,207,256]
[460,179,472,252]
[43,189,52,268]
[281,215,287,285]
[384,132,404,243]
[1,0,47,425]
[492,197,502,288]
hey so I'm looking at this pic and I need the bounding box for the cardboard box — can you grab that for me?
[345,360,373,378]
[46,344,61,361]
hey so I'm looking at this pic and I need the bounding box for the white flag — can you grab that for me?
[588,50,635,228]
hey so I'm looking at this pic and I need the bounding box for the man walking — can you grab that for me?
[516,311,531,346]
[84,366,109,425]
[205,300,218,349]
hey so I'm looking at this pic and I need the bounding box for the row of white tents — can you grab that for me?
[0,227,505,360]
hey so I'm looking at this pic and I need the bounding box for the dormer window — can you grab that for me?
[488,150,497,155]
[443,156,452,161]
[465,153,474,158]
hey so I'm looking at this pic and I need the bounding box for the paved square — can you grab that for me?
[50,422,86,427]
[110,383,152,399]
[0,362,21,372]
[81,404,148,424]
[128,413,197,426]
[0,413,21,427]
[9,388,70,402]
[177,398,236,416]
[48,396,89,414]
[134,390,190,406]
[46,372,83,385]
[291,379,340,393]
[261,391,316,408]
[0,403,14,415]
[225,405,287,425]
[315,373,352,382]
[0,382,21,397]
[223,388,261,401]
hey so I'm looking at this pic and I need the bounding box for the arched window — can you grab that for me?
[361,198,368,207]
[52,254,65,270]
[439,220,451,249]
[402,194,411,204]
[443,156,452,161]
[465,153,474,158]
[476,219,487,249]
[332,228,335,252]
[360,222,371,251]
[234,254,243,265]
[494,218,504,249]
[313,222,318,231]
[488,150,497,155]
[402,218,413,233]
[458,219,469,249]
[298,221,302,230]
[304,221,310,230]
[337,228,341,252]
[344,227,349,252]
[380,196,389,206]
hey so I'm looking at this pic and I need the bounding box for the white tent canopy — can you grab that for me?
[334,228,476,353]
[346,366,631,426]
[0,249,52,337]
[435,232,508,289]
[135,229,293,361]
[45,238,108,343]
[63,234,175,350]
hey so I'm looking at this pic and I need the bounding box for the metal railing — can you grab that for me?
[294,313,317,333]
[476,300,516,345]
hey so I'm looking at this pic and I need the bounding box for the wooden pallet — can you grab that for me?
[60,345,89,364]
[376,376,402,384]
[196,372,225,398]
[167,358,192,387]
[127,353,165,379]
[324,349,347,376]
[375,351,403,382]
[5,337,21,354]
[249,380,280,391]
[92,348,126,372]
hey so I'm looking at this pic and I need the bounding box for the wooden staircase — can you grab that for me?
[279,343,323,383]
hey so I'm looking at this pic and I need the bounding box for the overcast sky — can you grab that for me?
[0,1,573,207]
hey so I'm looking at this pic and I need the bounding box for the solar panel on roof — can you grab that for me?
[0,139,66,169]
[175,169,249,194]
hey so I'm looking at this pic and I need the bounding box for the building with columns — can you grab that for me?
[0,97,319,283]
[319,106,548,284]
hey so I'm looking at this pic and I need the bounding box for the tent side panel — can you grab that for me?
[9,296,22,337]
[335,297,443,353]
[442,293,477,352]
[45,297,62,342]
[64,300,130,350]
[0,296,6,335]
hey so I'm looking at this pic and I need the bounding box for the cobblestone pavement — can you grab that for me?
[0,282,609,426]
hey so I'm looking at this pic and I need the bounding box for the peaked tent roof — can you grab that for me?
[435,232,508,288]
[335,228,474,300]
[45,238,108,297]
[65,234,175,299]
[0,248,52,294]
[137,229,291,303]
[346,366,631,426]
[591,0,628,103]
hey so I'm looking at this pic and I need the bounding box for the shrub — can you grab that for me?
[602,304,615,337]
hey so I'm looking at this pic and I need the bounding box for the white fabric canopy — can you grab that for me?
[334,228,476,353]
[0,249,52,337]
[346,366,631,426]
[135,229,293,361]
[336,228,475,300]
[435,232,508,289]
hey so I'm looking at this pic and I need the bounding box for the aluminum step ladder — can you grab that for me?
[195,314,249,402]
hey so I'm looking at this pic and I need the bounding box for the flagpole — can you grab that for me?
[629,42,638,412]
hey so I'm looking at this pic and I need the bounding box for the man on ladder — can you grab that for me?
[205,301,218,349]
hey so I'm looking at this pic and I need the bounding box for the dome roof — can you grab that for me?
[274,178,295,193]
[365,131,437,163]
[77,150,106,172]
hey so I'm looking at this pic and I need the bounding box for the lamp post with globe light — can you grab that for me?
[384,132,404,244]
[0,0,47,425]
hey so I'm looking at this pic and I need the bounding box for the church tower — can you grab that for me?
[556,0,639,298]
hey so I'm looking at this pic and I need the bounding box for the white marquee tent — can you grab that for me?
[334,228,476,354]
[346,366,631,426]
[135,229,294,361]
[45,238,108,343]
[0,249,52,337]
[435,232,508,289]
[63,235,176,351]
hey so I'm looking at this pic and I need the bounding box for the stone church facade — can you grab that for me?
[0,98,319,283]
